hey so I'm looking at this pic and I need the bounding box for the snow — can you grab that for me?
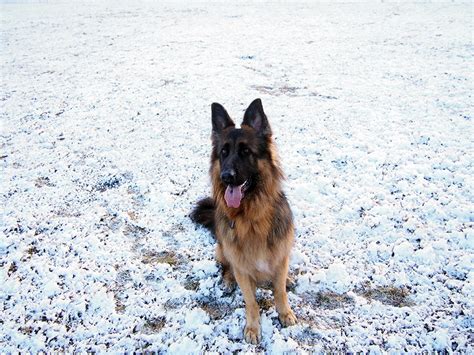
[192,259,218,278]
[168,336,199,355]
[431,328,451,351]
[393,240,414,260]
[184,308,210,331]
[1,0,473,352]
[270,332,299,353]
[324,261,352,294]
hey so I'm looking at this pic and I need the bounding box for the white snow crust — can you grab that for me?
[1,1,472,352]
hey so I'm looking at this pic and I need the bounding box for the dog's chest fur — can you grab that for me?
[217,215,291,281]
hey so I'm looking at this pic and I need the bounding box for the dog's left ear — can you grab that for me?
[242,98,272,136]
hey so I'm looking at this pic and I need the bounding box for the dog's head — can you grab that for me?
[210,98,275,209]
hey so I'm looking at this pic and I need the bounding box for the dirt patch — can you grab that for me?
[142,316,166,334]
[115,297,126,313]
[21,246,40,261]
[198,300,234,320]
[251,84,337,99]
[123,222,149,238]
[8,262,18,276]
[19,326,34,335]
[358,285,412,307]
[98,211,122,231]
[127,211,138,221]
[257,297,273,311]
[304,291,355,310]
[162,223,186,240]
[35,176,54,188]
[142,251,180,266]
[183,277,200,291]
[164,298,187,310]
[251,84,300,96]
[95,173,132,192]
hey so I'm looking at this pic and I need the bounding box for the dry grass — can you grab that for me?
[8,262,18,276]
[35,176,54,188]
[257,297,273,311]
[21,246,39,261]
[162,223,186,240]
[115,299,126,313]
[358,285,412,307]
[123,223,149,238]
[142,317,166,334]
[304,291,354,310]
[19,326,34,335]
[142,251,179,266]
[198,300,233,320]
[183,278,200,291]
[127,211,138,221]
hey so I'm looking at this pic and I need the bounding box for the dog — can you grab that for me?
[191,98,296,344]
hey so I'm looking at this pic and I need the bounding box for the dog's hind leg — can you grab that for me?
[273,256,297,327]
[234,269,260,344]
[215,243,236,294]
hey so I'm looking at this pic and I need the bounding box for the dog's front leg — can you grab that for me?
[273,256,297,327]
[234,269,260,344]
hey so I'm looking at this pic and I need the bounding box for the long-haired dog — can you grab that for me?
[191,98,296,344]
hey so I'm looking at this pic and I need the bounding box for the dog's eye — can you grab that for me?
[221,148,228,157]
[240,147,251,156]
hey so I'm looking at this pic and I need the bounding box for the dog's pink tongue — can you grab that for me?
[224,185,243,208]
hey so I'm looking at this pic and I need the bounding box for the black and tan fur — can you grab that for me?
[191,98,296,344]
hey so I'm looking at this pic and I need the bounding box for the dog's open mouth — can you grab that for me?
[224,180,250,208]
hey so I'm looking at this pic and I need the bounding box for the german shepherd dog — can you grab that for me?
[191,99,296,344]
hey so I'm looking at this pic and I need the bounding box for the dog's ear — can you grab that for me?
[242,98,271,136]
[212,103,235,133]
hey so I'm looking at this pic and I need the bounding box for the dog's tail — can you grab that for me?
[190,197,215,234]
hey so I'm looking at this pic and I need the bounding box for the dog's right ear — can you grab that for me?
[212,103,235,133]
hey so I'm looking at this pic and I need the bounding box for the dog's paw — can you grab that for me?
[279,309,297,327]
[244,325,261,344]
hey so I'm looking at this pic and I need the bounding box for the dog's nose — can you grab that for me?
[221,170,236,185]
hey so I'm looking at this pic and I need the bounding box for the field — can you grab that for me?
[1,1,473,352]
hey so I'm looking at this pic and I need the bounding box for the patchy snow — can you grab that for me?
[1,0,473,352]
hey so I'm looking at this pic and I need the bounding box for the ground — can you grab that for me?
[1,1,473,353]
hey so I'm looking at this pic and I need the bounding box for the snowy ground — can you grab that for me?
[1,1,473,352]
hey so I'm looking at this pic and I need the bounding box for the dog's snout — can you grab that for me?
[221,170,236,185]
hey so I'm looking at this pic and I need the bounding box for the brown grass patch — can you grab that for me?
[198,300,233,320]
[358,285,412,307]
[35,177,54,188]
[257,297,273,311]
[21,246,39,261]
[123,223,149,238]
[115,300,126,313]
[127,211,138,221]
[142,251,179,266]
[305,291,354,310]
[8,262,17,276]
[143,317,166,334]
[183,278,200,291]
[19,326,34,335]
